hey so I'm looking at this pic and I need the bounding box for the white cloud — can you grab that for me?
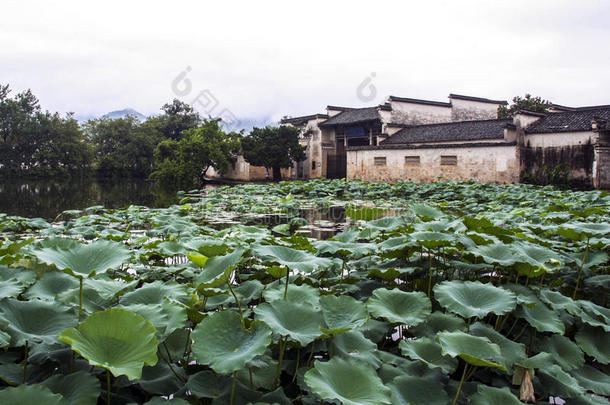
[1,0,609,121]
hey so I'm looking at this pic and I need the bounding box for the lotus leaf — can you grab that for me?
[331,330,381,368]
[575,326,609,364]
[304,357,391,405]
[252,244,332,273]
[57,308,158,380]
[433,280,516,319]
[191,310,271,374]
[389,375,451,405]
[0,298,77,346]
[469,385,522,405]
[192,248,244,288]
[319,295,368,335]
[570,365,610,396]
[254,300,323,346]
[437,331,505,370]
[534,334,584,371]
[40,371,101,405]
[399,337,457,373]
[34,239,131,278]
[367,288,431,326]
[0,383,66,404]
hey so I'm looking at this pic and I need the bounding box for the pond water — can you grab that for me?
[0,177,180,220]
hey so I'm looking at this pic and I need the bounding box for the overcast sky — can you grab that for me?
[2,0,609,124]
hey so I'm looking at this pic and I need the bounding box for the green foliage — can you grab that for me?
[241,125,306,181]
[151,118,241,189]
[0,179,608,403]
[497,93,552,118]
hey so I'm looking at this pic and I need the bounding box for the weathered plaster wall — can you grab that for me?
[450,98,500,121]
[521,143,595,188]
[207,155,290,181]
[347,145,519,183]
[389,101,453,125]
[594,141,610,189]
[525,131,596,148]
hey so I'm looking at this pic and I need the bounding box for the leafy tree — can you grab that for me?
[241,125,306,181]
[498,94,551,118]
[146,99,200,141]
[85,116,156,178]
[151,118,241,189]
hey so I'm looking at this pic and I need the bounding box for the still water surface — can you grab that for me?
[0,177,180,219]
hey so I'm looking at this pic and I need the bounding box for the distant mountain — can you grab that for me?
[102,108,146,121]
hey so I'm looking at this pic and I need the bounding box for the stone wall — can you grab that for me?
[347,144,519,183]
[520,143,595,188]
[206,155,291,181]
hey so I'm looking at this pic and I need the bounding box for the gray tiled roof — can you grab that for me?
[525,106,610,134]
[319,107,380,127]
[449,94,508,105]
[382,118,512,144]
[280,114,328,126]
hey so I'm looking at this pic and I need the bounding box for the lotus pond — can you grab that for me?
[0,179,609,404]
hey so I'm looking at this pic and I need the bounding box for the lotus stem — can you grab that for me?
[227,281,245,327]
[572,237,589,299]
[22,340,28,384]
[291,348,301,384]
[427,248,433,298]
[159,345,186,384]
[106,369,111,405]
[275,336,287,388]
[230,371,237,405]
[283,267,290,300]
[248,367,254,388]
[452,364,469,405]
[79,277,84,321]
[306,340,316,367]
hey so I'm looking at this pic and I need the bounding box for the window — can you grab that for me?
[374,156,387,166]
[312,160,316,170]
[441,155,458,166]
[405,155,420,165]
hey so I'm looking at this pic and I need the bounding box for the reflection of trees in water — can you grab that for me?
[0,177,178,219]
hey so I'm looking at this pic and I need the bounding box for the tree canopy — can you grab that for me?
[497,94,552,118]
[151,119,241,189]
[241,125,306,181]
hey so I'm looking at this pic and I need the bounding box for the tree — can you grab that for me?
[150,118,241,189]
[241,125,306,181]
[146,99,200,141]
[497,94,552,118]
[85,116,156,178]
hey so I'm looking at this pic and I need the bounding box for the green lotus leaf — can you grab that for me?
[512,241,562,276]
[515,352,555,370]
[155,240,187,256]
[514,298,565,334]
[433,280,516,319]
[137,361,187,396]
[186,252,208,268]
[262,282,320,307]
[191,310,271,374]
[575,326,609,364]
[538,364,583,398]
[437,331,506,370]
[314,240,376,259]
[409,231,453,249]
[234,279,264,304]
[409,203,443,221]
[304,357,391,405]
[84,276,138,300]
[254,300,323,346]
[409,311,466,337]
[33,239,131,278]
[0,298,77,346]
[0,384,66,404]
[40,371,101,405]
[469,243,517,266]
[534,334,584,371]
[252,244,332,273]
[366,216,405,232]
[319,295,368,335]
[578,300,610,331]
[346,207,387,221]
[193,248,244,289]
[237,358,278,390]
[469,385,522,405]
[186,370,231,399]
[399,337,457,374]
[120,280,190,306]
[570,365,610,396]
[332,330,381,368]
[23,271,80,301]
[57,308,158,380]
[367,288,431,326]
[389,375,451,405]
[0,265,36,287]
[120,300,187,340]
[539,288,581,315]
[558,222,610,240]
[571,393,610,405]
[585,275,610,290]
[469,322,526,372]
